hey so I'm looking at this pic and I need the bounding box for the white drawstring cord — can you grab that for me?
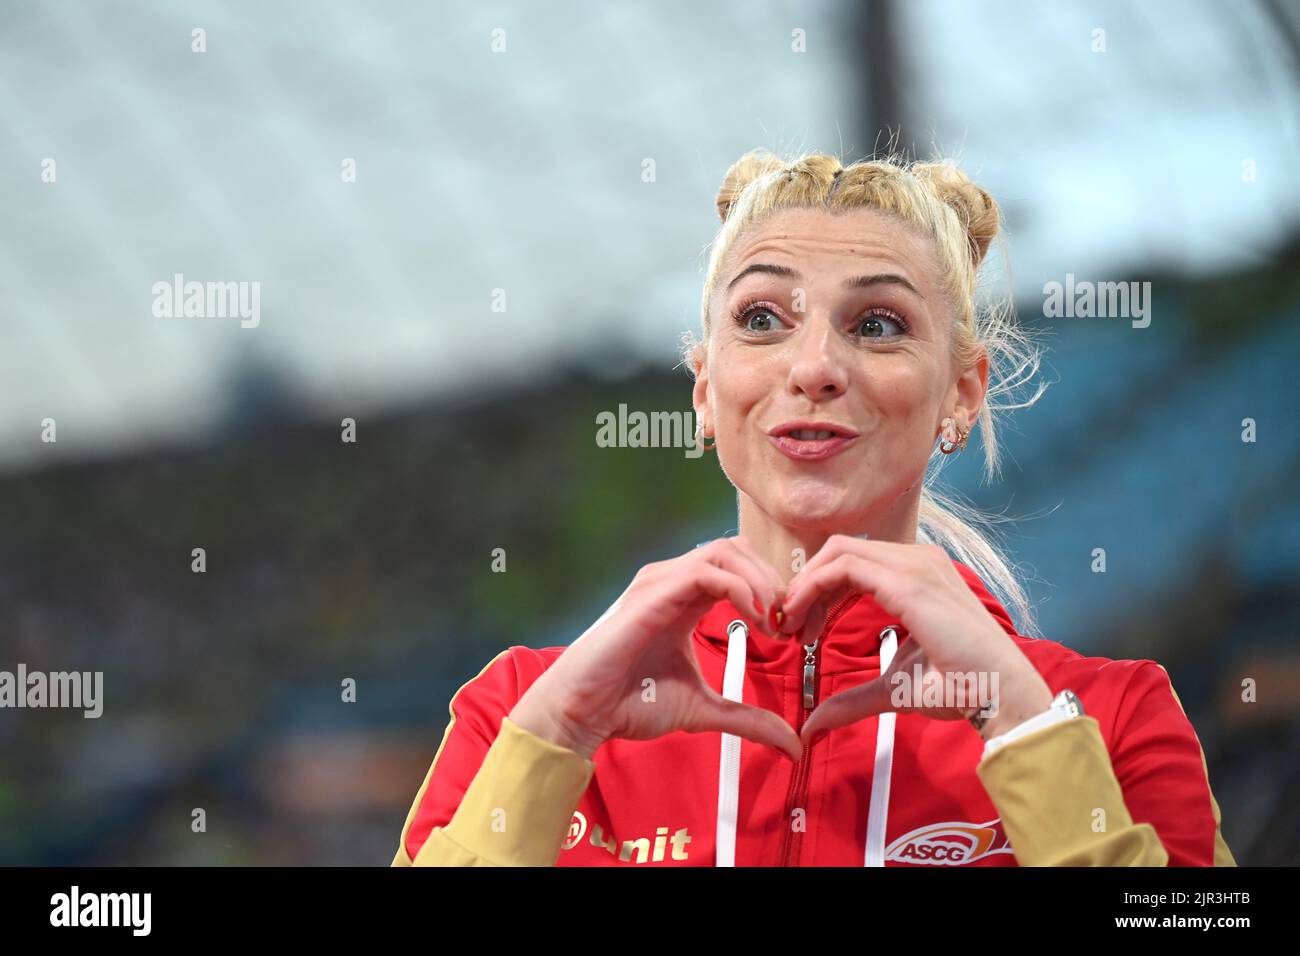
[716,619,749,867]
[864,625,899,866]
[717,620,902,867]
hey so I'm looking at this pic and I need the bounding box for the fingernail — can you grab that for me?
[768,605,782,633]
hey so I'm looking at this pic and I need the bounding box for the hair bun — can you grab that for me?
[911,161,1001,266]
[714,148,788,223]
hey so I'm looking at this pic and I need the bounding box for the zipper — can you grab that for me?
[801,639,819,711]
[776,591,858,867]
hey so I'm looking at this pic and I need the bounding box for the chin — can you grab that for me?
[764,481,861,532]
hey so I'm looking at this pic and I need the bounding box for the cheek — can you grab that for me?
[708,347,769,426]
[706,351,772,483]
[852,358,939,427]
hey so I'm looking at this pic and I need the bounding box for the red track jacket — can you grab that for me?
[393,559,1234,866]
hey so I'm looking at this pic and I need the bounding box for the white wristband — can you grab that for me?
[981,702,1073,756]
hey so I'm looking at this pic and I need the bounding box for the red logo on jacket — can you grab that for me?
[885,819,1014,865]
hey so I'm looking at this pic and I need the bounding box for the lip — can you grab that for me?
[766,420,860,462]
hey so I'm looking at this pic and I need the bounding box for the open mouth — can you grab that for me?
[786,429,839,440]
[767,421,860,462]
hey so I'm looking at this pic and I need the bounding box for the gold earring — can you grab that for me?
[939,417,969,455]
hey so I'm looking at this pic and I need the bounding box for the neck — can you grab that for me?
[736,491,921,587]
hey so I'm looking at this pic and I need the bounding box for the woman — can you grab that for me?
[391,150,1234,867]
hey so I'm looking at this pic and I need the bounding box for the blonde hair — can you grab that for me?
[685,148,1048,636]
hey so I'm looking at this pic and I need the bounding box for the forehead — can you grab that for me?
[722,206,939,287]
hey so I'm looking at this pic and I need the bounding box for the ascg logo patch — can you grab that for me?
[885,819,1015,865]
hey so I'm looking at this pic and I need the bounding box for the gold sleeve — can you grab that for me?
[397,716,595,867]
[976,715,1232,866]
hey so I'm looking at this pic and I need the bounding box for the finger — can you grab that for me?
[799,676,894,747]
[780,538,872,635]
[782,538,926,627]
[711,541,780,625]
[725,535,788,616]
[712,538,785,620]
[788,533,872,583]
[694,541,781,634]
[782,552,908,635]
[796,535,919,579]
[791,596,825,645]
[688,692,803,762]
[654,564,767,636]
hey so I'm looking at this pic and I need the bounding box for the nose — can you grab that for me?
[785,316,849,401]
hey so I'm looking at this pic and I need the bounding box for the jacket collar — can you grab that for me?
[693,557,1020,674]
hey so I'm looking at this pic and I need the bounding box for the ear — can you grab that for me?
[690,341,712,437]
[946,345,989,432]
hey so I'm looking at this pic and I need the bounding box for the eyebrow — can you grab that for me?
[725,262,925,300]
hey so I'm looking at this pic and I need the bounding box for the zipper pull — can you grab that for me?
[802,639,819,711]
